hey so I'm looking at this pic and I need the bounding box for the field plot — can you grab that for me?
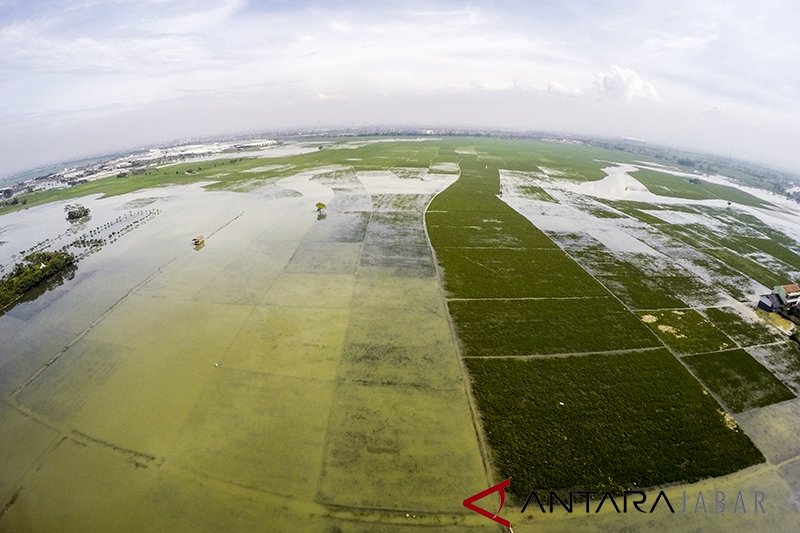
[426,146,774,511]
[3,137,800,530]
[427,211,557,249]
[435,247,606,298]
[451,297,659,356]
[684,349,795,412]
[466,351,763,498]
[747,342,800,394]
[0,157,492,530]
[638,309,735,355]
[703,306,787,347]
[631,168,769,208]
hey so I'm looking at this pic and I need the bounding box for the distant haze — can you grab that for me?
[2,0,799,176]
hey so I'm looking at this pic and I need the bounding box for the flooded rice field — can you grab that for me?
[497,161,800,531]
[0,169,493,531]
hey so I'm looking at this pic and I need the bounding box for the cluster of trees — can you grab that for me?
[0,251,76,310]
[65,204,90,221]
[1,196,27,207]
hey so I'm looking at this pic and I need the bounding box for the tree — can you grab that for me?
[65,204,90,221]
[315,202,327,221]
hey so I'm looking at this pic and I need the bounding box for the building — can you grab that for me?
[759,283,800,313]
[758,293,785,312]
[774,284,800,307]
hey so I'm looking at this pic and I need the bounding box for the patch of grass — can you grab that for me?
[737,237,800,271]
[703,307,786,347]
[516,185,557,203]
[466,350,764,499]
[451,298,660,356]
[597,275,687,309]
[638,309,735,355]
[426,211,557,249]
[659,224,723,249]
[749,343,800,395]
[436,248,606,298]
[684,349,795,412]
[704,248,789,288]
[632,169,769,208]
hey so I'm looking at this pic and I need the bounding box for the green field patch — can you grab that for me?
[724,211,797,247]
[736,237,800,270]
[704,248,789,288]
[703,307,786,347]
[516,184,558,203]
[632,169,769,208]
[451,298,660,356]
[597,275,686,309]
[582,205,624,218]
[658,223,723,249]
[466,350,763,499]
[657,275,725,307]
[426,212,557,249]
[597,200,667,225]
[684,349,795,412]
[638,309,734,355]
[437,247,606,298]
[748,343,800,395]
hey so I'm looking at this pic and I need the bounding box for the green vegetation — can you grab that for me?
[750,343,800,394]
[65,204,90,221]
[736,237,800,271]
[703,307,786,347]
[436,248,606,299]
[466,350,764,499]
[451,298,659,356]
[704,247,789,288]
[427,211,556,248]
[597,275,687,309]
[638,310,735,355]
[0,251,76,310]
[516,184,557,202]
[597,199,668,225]
[632,169,770,208]
[562,243,689,309]
[685,349,795,412]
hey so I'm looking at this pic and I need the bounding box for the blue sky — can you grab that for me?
[1,0,799,175]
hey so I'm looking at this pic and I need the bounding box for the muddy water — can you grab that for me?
[0,171,492,530]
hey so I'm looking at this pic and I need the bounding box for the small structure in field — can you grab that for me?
[758,283,800,316]
[192,235,205,246]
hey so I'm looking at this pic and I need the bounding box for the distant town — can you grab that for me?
[0,138,281,202]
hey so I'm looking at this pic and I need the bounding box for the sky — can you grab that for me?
[1,0,799,176]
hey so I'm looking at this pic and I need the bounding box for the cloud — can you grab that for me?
[644,34,717,53]
[547,82,581,97]
[596,65,661,101]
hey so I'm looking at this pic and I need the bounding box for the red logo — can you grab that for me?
[462,478,511,528]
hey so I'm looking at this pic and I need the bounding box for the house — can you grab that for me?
[774,284,800,307]
[758,293,785,312]
[759,283,800,313]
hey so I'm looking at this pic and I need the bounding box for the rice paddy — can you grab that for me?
[2,136,800,531]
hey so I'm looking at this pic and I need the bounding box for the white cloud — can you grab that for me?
[2,1,800,175]
[644,34,717,53]
[547,82,581,97]
[596,65,661,101]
